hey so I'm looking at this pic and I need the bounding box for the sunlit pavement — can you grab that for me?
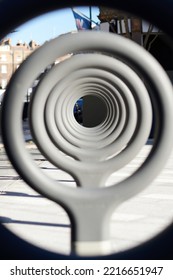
[0,123,173,256]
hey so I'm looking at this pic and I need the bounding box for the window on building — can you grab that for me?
[0,45,10,51]
[1,65,7,73]
[0,54,7,61]
[16,55,22,62]
[1,79,7,89]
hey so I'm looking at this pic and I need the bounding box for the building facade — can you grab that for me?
[0,38,39,89]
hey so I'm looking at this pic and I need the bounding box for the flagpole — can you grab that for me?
[89,6,92,29]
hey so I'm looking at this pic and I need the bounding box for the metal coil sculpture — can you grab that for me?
[1,30,173,256]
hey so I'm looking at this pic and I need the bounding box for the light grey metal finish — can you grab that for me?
[2,31,173,255]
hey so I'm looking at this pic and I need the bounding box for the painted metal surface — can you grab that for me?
[2,31,173,256]
[0,0,173,259]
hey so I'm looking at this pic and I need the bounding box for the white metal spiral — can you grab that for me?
[2,31,173,255]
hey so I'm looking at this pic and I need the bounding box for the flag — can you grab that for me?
[72,8,92,30]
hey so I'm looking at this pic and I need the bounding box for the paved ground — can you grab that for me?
[0,122,173,256]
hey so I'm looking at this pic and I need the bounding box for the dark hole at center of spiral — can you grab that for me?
[73,95,107,128]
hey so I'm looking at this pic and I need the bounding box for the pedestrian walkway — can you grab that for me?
[0,123,173,256]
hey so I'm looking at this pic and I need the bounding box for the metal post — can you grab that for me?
[89,6,92,29]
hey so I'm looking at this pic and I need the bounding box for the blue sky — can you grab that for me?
[6,7,100,45]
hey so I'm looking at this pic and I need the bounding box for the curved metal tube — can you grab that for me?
[2,31,173,256]
[0,0,173,258]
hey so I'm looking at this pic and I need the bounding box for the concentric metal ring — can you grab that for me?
[29,52,152,181]
[2,31,173,255]
[2,30,173,201]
